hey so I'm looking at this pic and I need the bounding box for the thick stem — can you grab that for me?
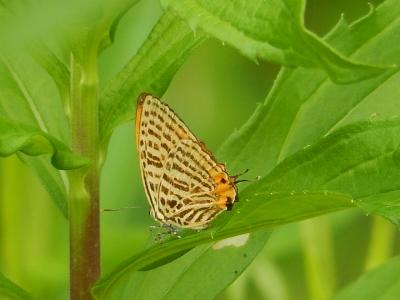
[68,43,100,300]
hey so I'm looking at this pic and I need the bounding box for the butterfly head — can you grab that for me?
[212,172,238,211]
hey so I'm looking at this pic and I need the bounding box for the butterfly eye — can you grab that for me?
[220,178,227,184]
[226,197,233,211]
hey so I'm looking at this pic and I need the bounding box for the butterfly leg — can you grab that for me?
[163,223,182,239]
[149,223,181,242]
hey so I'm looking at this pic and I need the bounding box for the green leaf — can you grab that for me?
[161,0,390,84]
[18,155,69,217]
[94,118,400,298]
[0,50,71,216]
[331,256,400,300]
[99,11,206,141]
[212,0,400,294]
[65,0,141,57]
[94,231,269,300]
[242,120,400,225]
[219,0,400,178]
[28,41,70,107]
[0,118,88,169]
[0,272,35,300]
[96,0,142,51]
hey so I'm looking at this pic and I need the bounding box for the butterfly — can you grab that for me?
[135,93,238,230]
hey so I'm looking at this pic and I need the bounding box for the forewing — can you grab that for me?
[157,139,226,229]
[136,93,198,221]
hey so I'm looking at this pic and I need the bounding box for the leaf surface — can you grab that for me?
[99,11,206,141]
[161,0,390,83]
[94,1,400,297]
[94,119,400,298]
[331,256,400,300]
[0,272,35,300]
[0,51,71,216]
[0,118,88,170]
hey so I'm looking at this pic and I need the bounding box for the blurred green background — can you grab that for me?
[1,0,399,299]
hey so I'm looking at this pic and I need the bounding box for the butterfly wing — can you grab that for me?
[136,93,197,222]
[157,139,233,229]
[136,93,237,229]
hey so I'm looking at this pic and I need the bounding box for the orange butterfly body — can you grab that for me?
[135,93,237,230]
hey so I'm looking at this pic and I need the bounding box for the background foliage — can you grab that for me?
[1,0,400,299]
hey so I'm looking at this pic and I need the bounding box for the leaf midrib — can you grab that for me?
[266,122,400,190]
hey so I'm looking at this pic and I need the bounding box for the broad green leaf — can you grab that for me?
[0,50,70,216]
[94,118,400,298]
[0,118,88,169]
[242,120,400,225]
[161,0,390,84]
[0,53,69,141]
[212,0,400,295]
[219,0,400,178]
[0,0,140,55]
[0,272,35,300]
[28,41,70,107]
[99,11,206,141]
[331,256,400,300]
[95,231,269,300]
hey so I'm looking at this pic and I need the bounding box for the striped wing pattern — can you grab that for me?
[135,93,237,230]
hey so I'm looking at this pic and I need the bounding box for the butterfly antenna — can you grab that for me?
[233,169,249,178]
[102,206,139,212]
[233,169,261,184]
[235,176,261,184]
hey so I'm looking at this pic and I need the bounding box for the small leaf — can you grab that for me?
[0,271,35,300]
[161,0,390,83]
[331,256,400,300]
[0,118,89,170]
[99,11,206,141]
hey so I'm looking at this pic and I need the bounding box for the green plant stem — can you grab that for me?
[68,42,100,300]
[300,216,336,300]
[364,216,395,270]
